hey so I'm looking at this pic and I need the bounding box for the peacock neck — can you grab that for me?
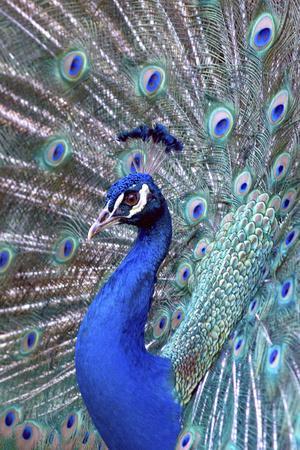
[129,200,173,273]
[75,200,181,450]
[108,203,172,344]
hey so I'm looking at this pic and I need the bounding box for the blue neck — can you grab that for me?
[75,201,181,450]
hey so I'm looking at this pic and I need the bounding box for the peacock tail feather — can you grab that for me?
[0,0,299,449]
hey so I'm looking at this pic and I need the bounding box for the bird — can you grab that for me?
[0,0,299,449]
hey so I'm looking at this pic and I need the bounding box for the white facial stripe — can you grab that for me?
[112,192,124,215]
[127,184,150,218]
[100,193,124,222]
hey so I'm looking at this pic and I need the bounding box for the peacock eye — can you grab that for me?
[233,170,253,197]
[1,406,22,433]
[59,50,89,82]
[267,89,289,127]
[20,329,41,356]
[5,411,15,427]
[43,139,71,168]
[266,345,282,372]
[139,65,166,97]
[15,420,45,447]
[208,106,234,140]
[0,245,14,274]
[280,188,297,215]
[281,227,298,252]
[123,191,140,206]
[249,13,276,53]
[278,277,294,304]
[271,152,291,182]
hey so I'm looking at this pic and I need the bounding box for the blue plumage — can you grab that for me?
[76,174,181,449]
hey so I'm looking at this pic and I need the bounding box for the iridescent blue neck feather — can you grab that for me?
[75,200,181,450]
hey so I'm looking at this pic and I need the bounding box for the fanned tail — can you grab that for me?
[0,0,299,449]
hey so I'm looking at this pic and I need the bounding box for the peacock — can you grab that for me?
[0,0,299,449]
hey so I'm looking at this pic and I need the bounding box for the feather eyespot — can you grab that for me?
[15,421,45,448]
[0,407,22,437]
[44,140,70,168]
[61,412,81,442]
[22,425,32,440]
[248,298,259,316]
[52,143,64,160]
[233,335,245,359]
[60,50,89,82]
[282,281,291,297]
[171,308,185,330]
[278,278,294,304]
[67,415,75,429]
[5,411,15,427]
[272,152,291,182]
[266,345,283,373]
[208,107,234,140]
[183,195,208,225]
[0,249,9,270]
[176,427,201,450]
[281,227,299,252]
[0,246,14,274]
[268,348,279,367]
[286,230,295,245]
[250,13,276,53]
[20,329,41,356]
[267,90,289,127]
[234,171,253,197]
[193,239,210,259]
[139,66,166,97]
[176,261,193,288]
[54,236,78,264]
[153,313,170,339]
[146,71,161,92]
[180,432,191,448]
[38,137,72,170]
[123,191,140,206]
[280,188,297,214]
[117,149,146,177]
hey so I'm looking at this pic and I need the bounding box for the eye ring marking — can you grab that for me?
[123,191,140,206]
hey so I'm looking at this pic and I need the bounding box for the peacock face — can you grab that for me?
[88,173,164,239]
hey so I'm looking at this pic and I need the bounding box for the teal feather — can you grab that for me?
[0,0,299,448]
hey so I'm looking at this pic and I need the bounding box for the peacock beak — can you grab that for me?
[87,208,121,240]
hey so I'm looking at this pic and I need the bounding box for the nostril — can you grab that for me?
[99,212,109,223]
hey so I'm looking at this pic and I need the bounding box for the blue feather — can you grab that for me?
[76,175,181,449]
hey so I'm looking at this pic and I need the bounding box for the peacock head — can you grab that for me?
[88,173,165,239]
